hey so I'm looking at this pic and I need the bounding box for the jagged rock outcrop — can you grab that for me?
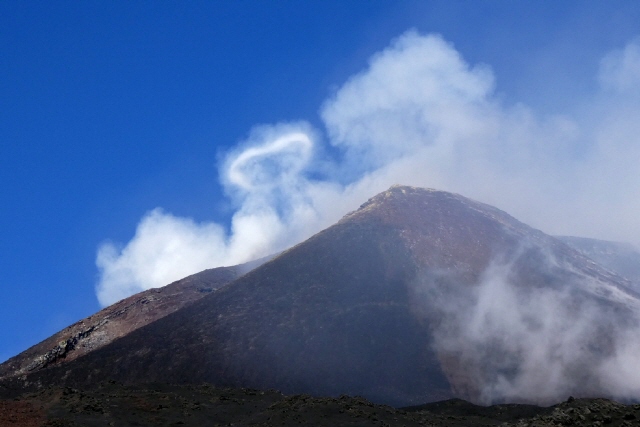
[0,265,241,381]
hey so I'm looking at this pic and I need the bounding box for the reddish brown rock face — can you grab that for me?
[0,265,241,382]
[2,186,639,407]
[0,398,46,427]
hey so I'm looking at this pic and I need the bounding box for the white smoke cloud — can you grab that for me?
[599,37,640,94]
[322,32,495,172]
[226,129,313,192]
[96,123,355,306]
[414,254,640,405]
[97,31,640,310]
[96,209,227,306]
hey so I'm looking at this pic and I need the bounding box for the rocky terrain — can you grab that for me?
[0,266,242,382]
[1,382,639,426]
[3,185,640,423]
[0,253,276,385]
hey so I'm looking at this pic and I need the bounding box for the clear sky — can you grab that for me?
[2,1,640,363]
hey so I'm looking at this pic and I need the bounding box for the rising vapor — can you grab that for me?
[413,247,640,404]
[97,31,640,308]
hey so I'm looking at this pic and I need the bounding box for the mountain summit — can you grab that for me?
[2,186,640,406]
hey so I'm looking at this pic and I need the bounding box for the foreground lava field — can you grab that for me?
[1,382,639,427]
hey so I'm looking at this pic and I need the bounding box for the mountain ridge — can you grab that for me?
[2,185,640,407]
[0,255,276,382]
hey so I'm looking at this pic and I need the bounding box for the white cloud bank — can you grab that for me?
[96,31,640,308]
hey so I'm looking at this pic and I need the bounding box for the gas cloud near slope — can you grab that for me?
[97,31,640,309]
[412,242,640,404]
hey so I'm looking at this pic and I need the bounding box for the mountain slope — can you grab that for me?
[3,186,640,406]
[558,236,640,287]
[0,265,242,382]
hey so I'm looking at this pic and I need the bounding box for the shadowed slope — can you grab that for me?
[3,186,640,406]
[4,189,450,405]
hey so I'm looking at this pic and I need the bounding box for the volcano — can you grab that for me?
[2,186,640,407]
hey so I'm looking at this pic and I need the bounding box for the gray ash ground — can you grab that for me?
[1,382,639,426]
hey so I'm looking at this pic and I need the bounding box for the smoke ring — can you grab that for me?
[227,132,313,190]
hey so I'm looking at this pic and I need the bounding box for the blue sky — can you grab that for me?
[2,1,640,363]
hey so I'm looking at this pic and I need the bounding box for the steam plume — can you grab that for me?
[97,30,640,313]
[413,246,640,404]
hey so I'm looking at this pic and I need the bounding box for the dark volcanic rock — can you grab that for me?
[2,186,640,407]
[2,382,640,427]
[0,265,242,382]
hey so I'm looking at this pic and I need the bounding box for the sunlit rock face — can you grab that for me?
[3,186,640,407]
